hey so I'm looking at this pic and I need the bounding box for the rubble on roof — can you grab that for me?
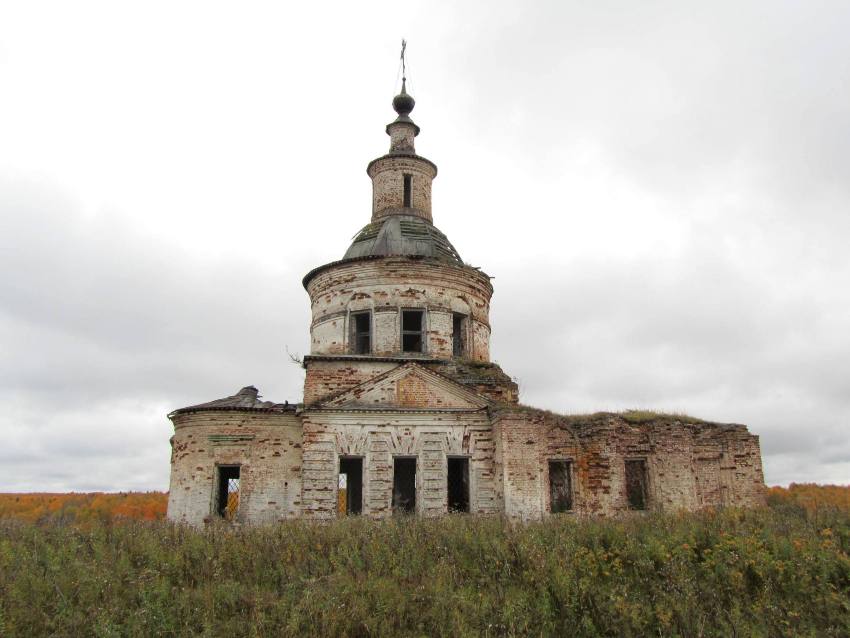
[170,386,293,415]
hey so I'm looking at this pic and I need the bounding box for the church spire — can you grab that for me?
[387,42,420,153]
[367,42,437,223]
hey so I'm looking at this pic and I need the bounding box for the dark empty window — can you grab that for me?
[452,313,467,357]
[401,310,424,353]
[403,174,412,207]
[549,460,573,513]
[393,457,416,513]
[350,311,371,354]
[216,465,240,520]
[447,457,470,512]
[625,460,648,510]
[338,457,363,515]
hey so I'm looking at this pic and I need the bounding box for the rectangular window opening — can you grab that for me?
[452,313,467,357]
[216,465,240,520]
[338,457,363,515]
[447,457,470,513]
[403,174,412,207]
[549,460,573,513]
[350,311,371,354]
[401,309,424,353]
[392,457,416,513]
[625,459,648,510]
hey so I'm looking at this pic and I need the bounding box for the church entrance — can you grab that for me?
[447,457,470,512]
[392,457,416,513]
[338,457,363,515]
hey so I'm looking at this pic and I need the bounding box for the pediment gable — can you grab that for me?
[320,363,489,410]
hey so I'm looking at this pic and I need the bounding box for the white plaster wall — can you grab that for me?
[307,258,493,361]
[167,411,303,526]
[300,411,497,519]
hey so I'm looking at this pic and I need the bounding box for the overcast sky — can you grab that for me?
[1,1,848,491]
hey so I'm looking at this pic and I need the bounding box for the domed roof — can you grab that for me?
[343,214,463,264]
[392,80,415,116]
[169,386,295,417]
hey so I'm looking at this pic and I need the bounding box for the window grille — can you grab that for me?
[216,466,240,521]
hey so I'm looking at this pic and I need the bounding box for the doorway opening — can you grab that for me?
[216,465,240,521]
[548,460,573,513]
[625,459,649,510]
[447,457,470,512]
[392,457,416,513]
[338,457,363,515]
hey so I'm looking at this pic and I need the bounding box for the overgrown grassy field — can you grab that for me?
[1,497,848,637]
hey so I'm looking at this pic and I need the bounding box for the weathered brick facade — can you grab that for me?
[167,81,766,525]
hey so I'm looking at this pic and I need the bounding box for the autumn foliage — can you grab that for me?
[0,485,847,528]
[1,485,848,528]
[768,483,850,513]
[0,491,167,526]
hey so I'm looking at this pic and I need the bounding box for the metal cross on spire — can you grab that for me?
[400,39,407,82]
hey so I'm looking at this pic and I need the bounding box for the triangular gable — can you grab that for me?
[319,363,489,410]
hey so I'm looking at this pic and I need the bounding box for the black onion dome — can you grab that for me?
[393,88,415,116]
[343,215,463,264]
[393,77,416,115]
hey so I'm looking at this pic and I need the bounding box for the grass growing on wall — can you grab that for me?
[1,503,848,637]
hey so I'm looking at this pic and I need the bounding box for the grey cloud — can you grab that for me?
[1,1,849,490]
[437,1,850,237]
[488,230,850,485]
[0,178,309,491]
[0,177,310,410]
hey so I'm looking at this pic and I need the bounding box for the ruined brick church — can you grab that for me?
[167,78,766,525]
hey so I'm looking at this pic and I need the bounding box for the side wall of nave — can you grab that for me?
[494,408,766,521]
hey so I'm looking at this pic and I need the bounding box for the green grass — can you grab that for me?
[1,507,848,637]
[619,409,708,425]
[513,405,710,425]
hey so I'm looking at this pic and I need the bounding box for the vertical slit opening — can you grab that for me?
[403,174,412,208]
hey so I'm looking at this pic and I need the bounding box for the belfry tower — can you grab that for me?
[296,73,519,518]
[302,78,500,371]
[165,56,765,525]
